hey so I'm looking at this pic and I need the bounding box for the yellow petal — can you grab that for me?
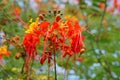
[35,17,39,23]
[29,18,33,23]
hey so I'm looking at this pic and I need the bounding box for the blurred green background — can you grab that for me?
[0,0,120,80]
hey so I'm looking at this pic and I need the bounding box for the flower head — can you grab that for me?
[23,11,86,65]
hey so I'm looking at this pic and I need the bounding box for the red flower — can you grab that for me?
[50,21,59,33]
[74,21,82,32]
[23,13,86,65]
[23,33,40,68]
[52,22,59,30]
[23,33,40,57]
[67,19,74,38]
[66,20,84,54]
[62,45,73,58]
[56,15,61,22]
[0,54,2,59]
[38,21,50,35]
[40,51,52,64]
[71,31,84,53]
[40,54,47,64]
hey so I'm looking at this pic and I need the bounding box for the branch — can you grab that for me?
[95,0,115,79]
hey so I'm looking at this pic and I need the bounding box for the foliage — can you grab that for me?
[0,0,120,80]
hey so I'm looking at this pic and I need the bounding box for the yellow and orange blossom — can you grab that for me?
[0,45,10,58]
[25,18,39,33]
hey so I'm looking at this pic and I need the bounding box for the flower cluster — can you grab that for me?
[23,11,85,65]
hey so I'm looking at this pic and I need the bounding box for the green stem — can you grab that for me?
[48,62,50,80]
[64,57,70,80]
[96,0,107,42]
[53,50,57,80]
[96,0,114,79]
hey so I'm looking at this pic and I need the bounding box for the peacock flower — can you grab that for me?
[60,17,85,57]
[70,20,84,53]
[71,31,84,53]
[66,16,80,38]
[22,11,86,66]
[23,33,40,68]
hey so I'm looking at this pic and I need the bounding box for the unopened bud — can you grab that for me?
[54,10,57,16]
[80,47,86,54]
[48,10,51,13]
[56,15,61,22]
[58,10,61,14]
[15,53,21,59]
[77,57,83,62]
[39,14,44,20]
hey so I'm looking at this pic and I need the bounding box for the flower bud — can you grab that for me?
[15,53,21,59]
[80,47,86,54]
[39,14,44,20]
[56,15,61,22]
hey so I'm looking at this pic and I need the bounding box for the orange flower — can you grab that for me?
[71,21,84,53]
[62,45,73,58]
[38,21,50,35]
[14,7,21,17]
[99,2,105,9]
[23,33,40,57]
[23,12,86,65]
[65,20,84,54]
[51,22,59,31]
[71,32,84,53]
[0,45,10,59]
